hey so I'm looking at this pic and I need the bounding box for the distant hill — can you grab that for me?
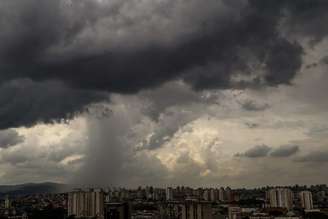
[0,182,71,198]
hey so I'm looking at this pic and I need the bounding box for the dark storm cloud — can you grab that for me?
[0,79,106,129]
[279,0,328,43]
[0,130,24,149]
[237,144,300,158]
[0,0,327,128]
[140,82,202,120]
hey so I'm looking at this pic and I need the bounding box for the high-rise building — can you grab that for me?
[210,189,217,202]
[218,187,225,202]
[68,188,105,219]
[180,200,212,219]
[299,191,313,210]
[228,206,241,219]
[226,187,234,203]
[166,187,174,201]
[203,189,210,201]
[4,196,11,209]
[267,188,293,210]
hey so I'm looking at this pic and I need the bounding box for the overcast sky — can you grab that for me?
[0,0,328,188]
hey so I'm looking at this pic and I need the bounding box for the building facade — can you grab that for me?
[299,191,313,210]
[68,188,105,219]
[180,201,212,219]
[267,188,293,210]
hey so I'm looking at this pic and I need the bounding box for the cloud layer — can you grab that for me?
[0,0,328,187]
[2,0,328,128]
[0,130,24,149]
[237,145,300,158]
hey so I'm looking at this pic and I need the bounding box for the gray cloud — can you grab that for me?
[270,145,300,157]
[236,145,271,158]
[295,151,328,163]
[281,0,328,43]
[244,122,259,129]
[143,110,197,150]
[237,144,300,158]
[320,56,328,65]
[239,99,270,111]
[0,151,31,165]
[0,129,24,148]
[307,126,328,137]
[139,81,202,120]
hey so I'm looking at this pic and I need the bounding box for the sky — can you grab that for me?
[0,0,328,188]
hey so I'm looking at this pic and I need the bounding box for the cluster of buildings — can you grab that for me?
[0,196,28,219]
[0,185,327,219]
[165,187,236,203]
[67,188,214,219]
[227,188,317,219]
[266,188,314,211]
[66,186,328,219]
[0,193,67,219]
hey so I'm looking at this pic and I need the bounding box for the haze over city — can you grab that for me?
[0,0,328,190]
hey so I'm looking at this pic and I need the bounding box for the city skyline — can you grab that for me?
[0,0,328,188]
[1,183,327,219]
